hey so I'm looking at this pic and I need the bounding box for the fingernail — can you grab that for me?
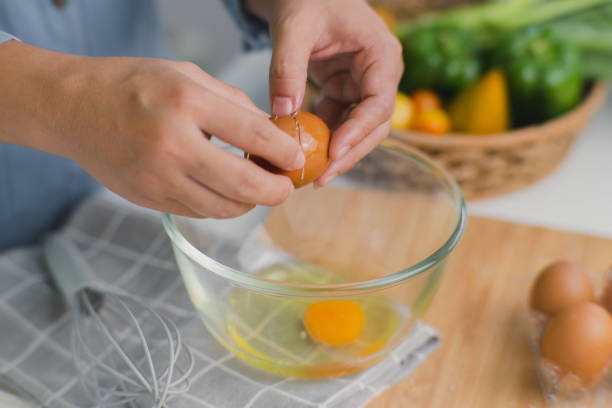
[292,151,306,170]
[273,97,293,117]
[320,172,338,187]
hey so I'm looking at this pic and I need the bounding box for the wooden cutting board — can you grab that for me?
[368,215,612,407]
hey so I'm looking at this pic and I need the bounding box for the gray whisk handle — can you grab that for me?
[43,233,98,308]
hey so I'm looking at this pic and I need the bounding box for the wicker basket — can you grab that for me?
[365,0,609,199]
[389,83,608,199]
[304,83,608,199]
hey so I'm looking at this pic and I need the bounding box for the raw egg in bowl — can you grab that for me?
[162,138,466,378]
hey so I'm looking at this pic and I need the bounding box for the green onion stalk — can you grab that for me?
[394,0,612,79]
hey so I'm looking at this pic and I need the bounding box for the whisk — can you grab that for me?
[43,234,194,407]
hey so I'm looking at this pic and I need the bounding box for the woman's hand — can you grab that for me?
[246,0,404,186]
[0,41,305,218]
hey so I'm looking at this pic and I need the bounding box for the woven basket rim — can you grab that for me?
[390,82,609,148]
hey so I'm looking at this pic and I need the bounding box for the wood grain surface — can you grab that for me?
[368,216,612,407]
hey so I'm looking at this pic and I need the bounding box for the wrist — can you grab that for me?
[0,41,90,156]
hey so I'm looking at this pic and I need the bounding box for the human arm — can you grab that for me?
[0,40,305,218]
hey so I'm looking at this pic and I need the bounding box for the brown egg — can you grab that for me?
[541,301,612,384]
[603,277,612,314]
[252,111,330,188]
[530,260,594,316]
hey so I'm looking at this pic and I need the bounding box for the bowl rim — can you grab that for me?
[162,143,467,296]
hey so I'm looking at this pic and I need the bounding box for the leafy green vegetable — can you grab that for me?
[395,0,612,79]
[399,25,481,96]
[494,25,583,126]
[581,52,612,80]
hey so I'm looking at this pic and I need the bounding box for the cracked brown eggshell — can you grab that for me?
[251,111,330,189]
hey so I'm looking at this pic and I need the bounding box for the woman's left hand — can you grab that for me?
[245,0,404,186]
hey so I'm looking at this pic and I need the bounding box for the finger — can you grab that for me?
[319,71,361,104]
[316,120,390,187]
[328,94,394,160]
[269,21,316,116]
[314,97,349,131]
[193,89,305,171]
[307,56,352,86]
[123,192,205,218]
[162,198,207,218]
[321,42,400,161]
[188,138,295,207]
[176,175,255,219]
[173,61,267,116]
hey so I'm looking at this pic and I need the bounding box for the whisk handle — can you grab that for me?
[43,233,98,308]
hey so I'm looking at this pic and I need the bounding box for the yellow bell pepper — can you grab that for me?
[449,69,509,134]
[390,92,414,130]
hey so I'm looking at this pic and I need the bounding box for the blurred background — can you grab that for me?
[158,0,242,76]
[156,0,480,71]
[158,0,272,111]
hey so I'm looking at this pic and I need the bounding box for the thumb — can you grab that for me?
[269,23,315,116]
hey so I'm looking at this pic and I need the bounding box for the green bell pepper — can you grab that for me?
[399,25,481,96]
[494,25,583,127]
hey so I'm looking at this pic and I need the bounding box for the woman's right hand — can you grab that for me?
[0,41,304,218]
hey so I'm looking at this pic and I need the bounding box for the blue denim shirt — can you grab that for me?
[0,0,270,250]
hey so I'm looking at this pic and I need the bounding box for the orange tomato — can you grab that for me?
[412,108,451,135]
[303,300,365,346]
[411,89,442,113]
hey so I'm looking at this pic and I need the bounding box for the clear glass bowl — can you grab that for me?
[162,141,466,378]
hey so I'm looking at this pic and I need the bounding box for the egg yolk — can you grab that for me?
[303,300,365,346]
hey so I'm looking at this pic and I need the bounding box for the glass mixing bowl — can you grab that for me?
[162,140,466,378]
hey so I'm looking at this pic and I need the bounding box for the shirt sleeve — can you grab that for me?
[220,0,272,50]
[0,31,18,45]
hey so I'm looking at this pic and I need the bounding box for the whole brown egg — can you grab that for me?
[603,273,612,314]
[251,111,330,188]
[541,301,612,385]
[530,260,594,316]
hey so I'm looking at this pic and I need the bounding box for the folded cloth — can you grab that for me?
[0,191,440,408]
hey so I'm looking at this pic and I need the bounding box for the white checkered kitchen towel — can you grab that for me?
[0,191,440,408]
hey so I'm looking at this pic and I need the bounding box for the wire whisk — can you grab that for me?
[44,234,194,407]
